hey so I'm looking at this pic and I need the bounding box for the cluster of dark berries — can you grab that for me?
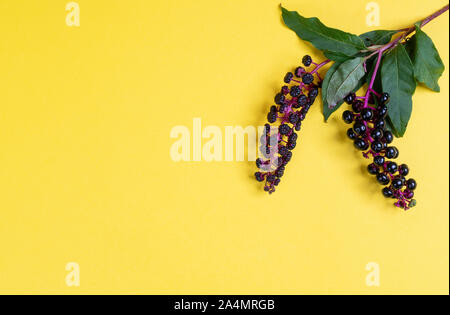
[255,55,320,194]
[342,92,417,210]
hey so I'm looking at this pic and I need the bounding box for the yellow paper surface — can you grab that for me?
[0,0,448,294]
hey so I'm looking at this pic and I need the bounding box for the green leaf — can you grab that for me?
[323,50,369,62]
[385,115,396,134]
[405,25,445,92]
[281,6,366,57]
[322,61,366,121]
[359,30,397,46]
[326,57,367,108]
[323,50,352,62]
[381,44,416,137]
[322,62,342,120]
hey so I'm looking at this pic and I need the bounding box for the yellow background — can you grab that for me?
[0,0,448,294]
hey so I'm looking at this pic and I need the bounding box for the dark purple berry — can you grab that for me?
[295,67,305,78]
[344,93,356,104]
[374,155,385,166]
[383,131,394,144]
[374,119,386,130]
[386,161,398,174]
[353,122,367,136]
[399,164,410,176]
[290,86,301,97]
[371,141,383,153]
[309,87,319,99]
[382,187,394,198]
[406,179,417,191]
[347,128,357,140]
[385,146,398,159]
[288,113,299,124]
[297,94,308,106]
[342,110,354,124]
[392,178,404,190]
[352,100,364,113]
[267,112,277,123]
[377,173,390,185]
[275,167,285,178]
[302,55,312,67]
[302,73,314,85]
[287,141,296,150]
[288,133,298,143]
[284,72,294,84]
[255,172,264,182]
[371,128,384,140]
[404,189,414,199]
[354,138,369,151]
[377,105,388,118]
[368,163,379,175]
[279,146,289,157]
[380,92,390,105]
[281,86,290,95]
[275,93,285,105]
[284,151,292,163]
[393,147,399,158]
[279,124,291,135]
[361,108,374,121]
[267,174,276,183]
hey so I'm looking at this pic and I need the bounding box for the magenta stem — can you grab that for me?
[311,59,331,75]
[363,51,383,108]
[263,60,328,180]
[364,5,449,62]
[420,4,449,28]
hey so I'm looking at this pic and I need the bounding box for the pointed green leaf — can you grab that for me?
[405,25,445,92]
[322,62,366,121]
[381,44,416,137]
[326,57,366,108]
[359,30,397,46]
[322,62,342,120]
[281,6,366,57]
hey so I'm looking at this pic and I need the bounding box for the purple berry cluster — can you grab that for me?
[254,55,326,194]
[342,92,417,210]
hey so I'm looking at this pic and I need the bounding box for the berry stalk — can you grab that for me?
[255,56,329,194]
[341,48,417,210]
[343,84,417,210]
[336,5,450,209]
